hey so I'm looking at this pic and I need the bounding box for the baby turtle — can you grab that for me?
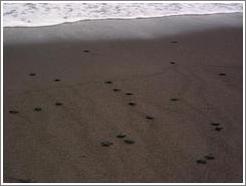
[55,102,63,106]
[113,88,121,92]
[219,73,226,76]
[170,98,179,101]
[104,81,112,84]
[9,110,19,114]
[204,155,215,160]
[211,122,220,126]
[128,102,136,106]
[29,73,36,76]
[215,127,223,131]
[124,139,135,144]
[34,107,42,112]
[116,133,127,138]
[101,141,113,147]
[145,115,154,120]
[196,159,207,164]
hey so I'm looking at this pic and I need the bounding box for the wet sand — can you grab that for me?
[3,13,243,183]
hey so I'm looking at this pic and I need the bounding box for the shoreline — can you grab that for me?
[3,13,243,45]
[3,12,242,29]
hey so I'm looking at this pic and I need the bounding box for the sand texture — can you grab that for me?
[3,13,243,183]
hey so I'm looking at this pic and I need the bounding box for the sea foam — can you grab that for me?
[3,3,243,27]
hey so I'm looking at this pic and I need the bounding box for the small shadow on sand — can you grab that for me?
[101,141,113,147]
[125,93,133,95]
[83,50,90,53]
[9,110,19,114]
[17,178,33,183]
[6,177,34,183]
[170,62,176,64]
[54,79,61,82]
[170,41,178,44]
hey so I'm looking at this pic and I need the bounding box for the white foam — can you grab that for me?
[3,3,243,27]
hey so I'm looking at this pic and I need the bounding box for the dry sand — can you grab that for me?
[3,13,243,183]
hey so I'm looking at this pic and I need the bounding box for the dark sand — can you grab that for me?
[3,13,243,183]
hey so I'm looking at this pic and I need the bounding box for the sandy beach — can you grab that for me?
[3,13,243,183]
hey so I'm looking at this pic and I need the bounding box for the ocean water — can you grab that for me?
[3,2,243,27]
